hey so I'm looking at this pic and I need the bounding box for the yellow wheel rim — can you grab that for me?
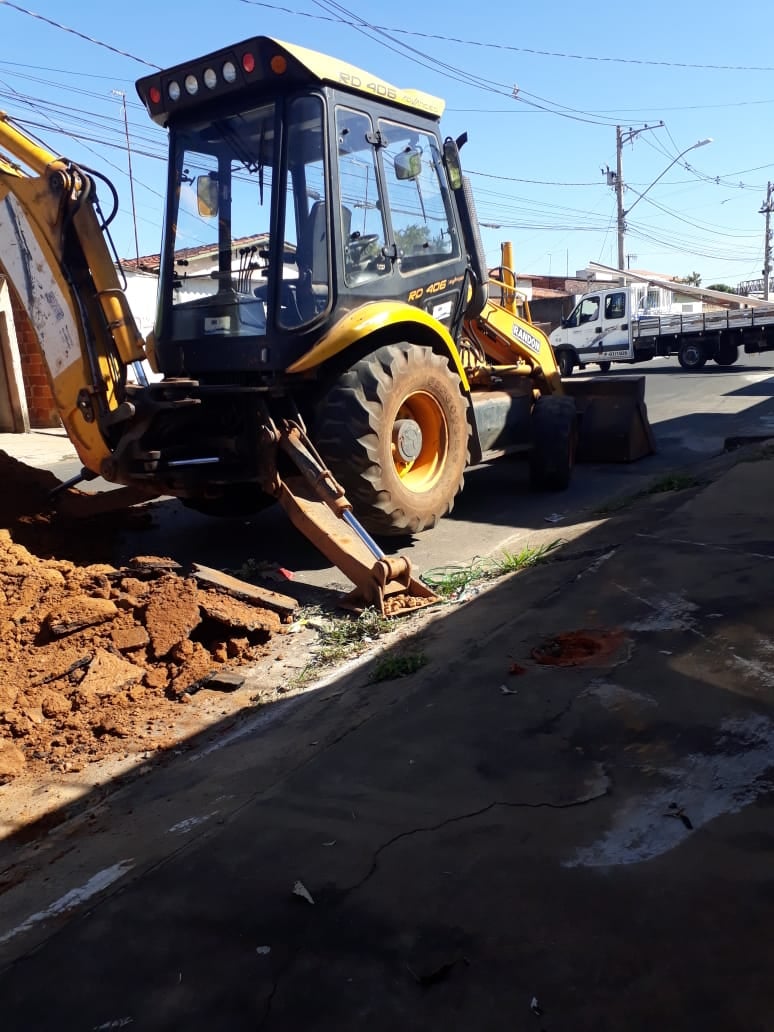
[391,391,447,491]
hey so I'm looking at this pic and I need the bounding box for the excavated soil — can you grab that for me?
[530,629,627,666]
[0,453,290,784]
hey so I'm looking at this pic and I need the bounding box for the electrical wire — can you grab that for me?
[238,0,774,73]
[0,1,160,68]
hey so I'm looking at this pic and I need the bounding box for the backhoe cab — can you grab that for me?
[0,36,654,614]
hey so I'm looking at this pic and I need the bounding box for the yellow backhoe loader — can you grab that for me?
[0,36,653,615]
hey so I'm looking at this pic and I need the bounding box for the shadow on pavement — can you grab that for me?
[3,449,774,1029]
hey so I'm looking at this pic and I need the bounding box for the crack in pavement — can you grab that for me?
[256,777,610,1028]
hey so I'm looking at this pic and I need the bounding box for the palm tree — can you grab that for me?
[675,271,702,287]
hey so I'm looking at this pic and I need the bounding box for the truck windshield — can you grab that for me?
[164,94,328,340]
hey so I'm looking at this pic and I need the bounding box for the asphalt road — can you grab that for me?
[13,353,774,604]
[4,434,774,1030]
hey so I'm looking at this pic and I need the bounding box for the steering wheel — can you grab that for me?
[347,234,379,264]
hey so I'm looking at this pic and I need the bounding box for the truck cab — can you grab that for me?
[549,287,634,376]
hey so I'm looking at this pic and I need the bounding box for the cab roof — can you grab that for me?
[136,35,445,125]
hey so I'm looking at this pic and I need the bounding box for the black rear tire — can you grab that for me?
[315,343,469,536]
[529,395,578,491]
[556,350,574,378]
[597,361,611,373]
[714,343,739,367]
[677,340,708,370]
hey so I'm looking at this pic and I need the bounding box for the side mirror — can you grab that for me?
[443,136,463,190]
[394,146,423,181]
[197,174,219,218]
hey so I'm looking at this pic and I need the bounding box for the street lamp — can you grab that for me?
[616,137,712,270]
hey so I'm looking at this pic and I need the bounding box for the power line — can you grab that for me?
[0,0,160,68]
[239,0,774,72]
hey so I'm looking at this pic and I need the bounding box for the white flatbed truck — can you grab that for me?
[549,282,774,375]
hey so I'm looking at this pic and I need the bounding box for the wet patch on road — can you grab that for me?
[566,713,774,867]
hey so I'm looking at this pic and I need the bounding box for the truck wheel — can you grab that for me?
[714,343,739,367]
[315,343,469,536]
[529,395,578,491]
[677,340,707,370]
[557,350,574,378]
[597,361,611,373]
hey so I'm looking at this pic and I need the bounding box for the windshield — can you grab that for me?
[164,95,328,341]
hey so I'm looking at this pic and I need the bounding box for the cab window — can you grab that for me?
[377,119,458,275]
[336,108,388,286]
[604,292,627,320]
[566,295,600,328]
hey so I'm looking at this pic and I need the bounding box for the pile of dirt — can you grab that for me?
[0,453,292,783]
[0,451,153,564]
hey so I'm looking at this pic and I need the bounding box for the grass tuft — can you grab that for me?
[423,539,561,599]
[369,652,428,683]
[284,606,393,690]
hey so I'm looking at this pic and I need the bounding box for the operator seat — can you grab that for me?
[296,200,330,320]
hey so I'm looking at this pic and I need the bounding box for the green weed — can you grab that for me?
[369,652,428,683]
[594,472,701,515]
[285,606,393,690]
[423,539,561,598]
[645,473,700,494]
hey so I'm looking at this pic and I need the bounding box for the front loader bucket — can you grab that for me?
[563,376,656,463]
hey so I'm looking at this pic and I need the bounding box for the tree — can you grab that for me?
[675,271,702,287]
[707,283,736,294]
[395,223,430,255]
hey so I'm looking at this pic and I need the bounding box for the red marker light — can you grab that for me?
[242,52,255,74]
[149,86,161,105]
[270,55,287,75]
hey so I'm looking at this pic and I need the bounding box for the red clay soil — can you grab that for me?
[530,629,627,667]
[0,452,287,784]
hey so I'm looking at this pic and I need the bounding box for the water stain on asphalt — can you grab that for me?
[566,713,774,867]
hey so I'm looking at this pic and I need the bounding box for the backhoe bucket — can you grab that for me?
[278,477,439,616]
[563,376,656,463]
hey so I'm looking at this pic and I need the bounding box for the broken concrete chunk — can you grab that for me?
[203,671,245,692]
[199,592,282,634]
[144,576,201,659]
[0,740,26,781]
[192,564,298,618]
[40,691,72,719]
[130,555,182,573]
[0,683,18,710]
[44,596,118,636]
[168,641,213,697]
[78,648,144,698]
[110,624,150,651]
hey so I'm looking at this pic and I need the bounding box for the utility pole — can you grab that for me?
[615,126,625,272]
[607,123,663,273]
[112,89,140,267]
[760,182,773,301]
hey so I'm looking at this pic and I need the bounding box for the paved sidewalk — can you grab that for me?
[1,441,774,1029]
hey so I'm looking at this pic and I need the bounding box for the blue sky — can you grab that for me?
[2,0,772,287]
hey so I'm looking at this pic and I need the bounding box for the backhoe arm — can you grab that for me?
[266,422,438,616]
[0,113,146,474]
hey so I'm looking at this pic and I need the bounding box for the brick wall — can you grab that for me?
[9,287,61,429]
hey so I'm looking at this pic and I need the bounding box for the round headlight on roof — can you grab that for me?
[203,67,217,90]
[168,80,181,102]
[184,74,199,96]
[222,60,237,83]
